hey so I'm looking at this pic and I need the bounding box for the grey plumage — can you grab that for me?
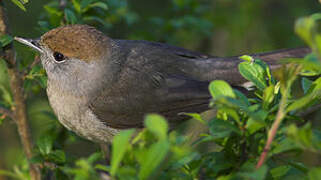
[14,25,310,143]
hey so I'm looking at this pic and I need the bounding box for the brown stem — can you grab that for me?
[256,90,287,169]
[0,2,41,180]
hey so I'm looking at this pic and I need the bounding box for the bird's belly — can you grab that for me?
[46,86,119,143]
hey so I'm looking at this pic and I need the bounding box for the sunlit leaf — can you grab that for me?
[246,118,265,134]
[238,60,267,91]
[71,0,81,13]
[179,112,205,124]
[111,129,134,176]
[145,114,168,140]
[139,140,170,179]
[239,55,254,62]
[262,85,275,109]
[295,16,315,47]
[10,0,26,11]
[209,80,236,98]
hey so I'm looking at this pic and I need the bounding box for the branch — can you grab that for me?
[0,2,41,180]
[256,98,286,169]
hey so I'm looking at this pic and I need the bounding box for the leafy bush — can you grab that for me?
[1,0,321,179]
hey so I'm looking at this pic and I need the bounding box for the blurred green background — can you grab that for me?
[0,0,320,178]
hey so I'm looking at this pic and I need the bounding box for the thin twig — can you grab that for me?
[0,2,41,180]
[256,96,287,169]
[256,65,302,169]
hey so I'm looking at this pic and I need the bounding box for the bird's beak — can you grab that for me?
[14,37,44,54]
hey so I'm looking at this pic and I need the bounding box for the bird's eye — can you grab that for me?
[53,52,65,62]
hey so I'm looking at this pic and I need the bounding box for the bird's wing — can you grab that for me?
[89,40,215,129]
[89,40,310,129]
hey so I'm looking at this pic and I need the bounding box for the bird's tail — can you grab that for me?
[195,47,311,86]
[252,47,311,65]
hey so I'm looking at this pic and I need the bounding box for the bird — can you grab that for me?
[14,24,310,143]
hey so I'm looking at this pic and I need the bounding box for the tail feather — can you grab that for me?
[194,47,311,86]
[252,47,311,63]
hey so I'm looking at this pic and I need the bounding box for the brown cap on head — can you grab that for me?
[40,24,111,62]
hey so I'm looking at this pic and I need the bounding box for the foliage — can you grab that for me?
[1,0,321,180]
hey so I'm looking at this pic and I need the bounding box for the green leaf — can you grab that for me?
[0,85,13,106]
[309,168,321,180]
[0,35,13,47]
[139,140,170,180]
[315,34,321,57]
[209,80,236,98]
[144,114,168,140]
[302,77,313,94]
[0,117,4,125]
[64,9,78,24]
[30,154,45,164]
[239,55,254,62]
[220,108,240,124]
[295,16,315,47]
[95,164,109,172]
[246,118,265,134]
[71,0,81,13]
[286,123,321,151]
[286,89,321,112]
[271,137,299,154]
[238,60,267,90]
[48,150,66,164]
[44,5,62,17]
[234,89,250,106]
[80,0,94,10]
[83,16,111,28]
[83,2,108,12]
[87,152,102,163]
[37,135,54,155]
[111,129,135,176]
[209,118,241,139]
[270,166,291,179]
[237,163,268,180]
[10,0,26,11]
[262,85,275,109]
[296,54,321,75]
[179,112,205,124]
[0,169,20,179]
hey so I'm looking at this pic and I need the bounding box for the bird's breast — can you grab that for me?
[46,81,119,143]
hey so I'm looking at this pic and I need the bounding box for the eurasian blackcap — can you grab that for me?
[14,24,310,143]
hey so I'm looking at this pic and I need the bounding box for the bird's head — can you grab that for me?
[15,25,115,95]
